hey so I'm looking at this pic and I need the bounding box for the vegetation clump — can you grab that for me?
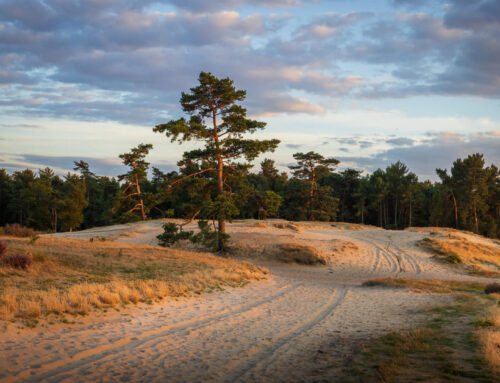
[157,220,230,252]
[0,240,6,257]
[275,243,326,265]
[485,283,500,295]
[1,253,33,269]
[4,223,37,238]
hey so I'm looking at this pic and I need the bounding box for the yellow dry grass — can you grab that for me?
[273,222,300,232]
[274,243,326,264]
[363,277,486,294]
[0,235,267,323]
[478,306,500,375]
[417,235,500,272]
[408,226,477,236]
[331,239,359,256]
[227,231,327,265]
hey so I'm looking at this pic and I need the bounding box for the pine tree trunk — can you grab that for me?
[308,163,315,221]
[473,200,479,234]
[409,197,412,227]
[213,109,225,251]
[394,199,398,228]
[135,174,146,221]
[379,200,382,227]
[451,191,458,228]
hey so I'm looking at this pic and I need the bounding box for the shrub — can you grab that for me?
[472,318,495,328]
[485,283,500,295]
[4,223,37,238]
[446,252,462,264]
[157,223,193,247]
[1,253,33,269]
[0,241,7,258]
[157,220,230,252]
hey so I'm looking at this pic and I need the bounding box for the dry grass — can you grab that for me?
[478,306,500,375]
[273,243,326,264]
[0,235,267,324]
[273,222,300,232]
[331,239,359,256]
[228,232,327,265]
[251,222,267,229]
[363,277,486,294]
[417,235,500,273]
[408,226,477,236]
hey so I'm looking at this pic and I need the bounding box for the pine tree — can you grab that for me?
[289,152,339,220]
[154,72,279,250]
[59,174,88,232]
[117,144,153,221]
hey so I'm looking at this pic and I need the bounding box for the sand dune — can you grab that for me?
[1,220,498,382]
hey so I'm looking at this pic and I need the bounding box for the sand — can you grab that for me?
[1,220,498,382]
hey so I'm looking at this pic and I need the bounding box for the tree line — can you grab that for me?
[0,73,498,245]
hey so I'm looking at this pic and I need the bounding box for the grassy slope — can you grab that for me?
[342,278,500,382]
[0,235,267,327]
[417,233,500,276]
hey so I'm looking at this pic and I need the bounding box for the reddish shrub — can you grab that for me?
[1,253,33,269]
[485,283,500,295]
[4,223,37,238]
[0,241,7,258]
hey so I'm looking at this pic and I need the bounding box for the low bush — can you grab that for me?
[446,252,462,264]
[275,243,326,265]
[4,223,37,238]
[0,241,7,257]
[157,221,229,251]
[484,283,500,295]
[1,253,33,269]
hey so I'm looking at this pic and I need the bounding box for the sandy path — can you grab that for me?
[1,221,496,382]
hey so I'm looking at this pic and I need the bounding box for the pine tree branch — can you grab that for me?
[168,168,215,188]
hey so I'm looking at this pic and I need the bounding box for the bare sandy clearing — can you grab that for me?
[1,220,498,382]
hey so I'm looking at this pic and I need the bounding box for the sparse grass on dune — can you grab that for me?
[409,226,478,236]
[349,282,500,382]
[477,306,500,375]
[331,239,359,256]
[0,235,267,325]
[363,277,486,294]
[417,234,500,274]
[228,233,327,265]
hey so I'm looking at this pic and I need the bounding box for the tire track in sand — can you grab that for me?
[363,239,399,273]
[222,287,349,383]
[388,244,422,274]
[10,284,300,383]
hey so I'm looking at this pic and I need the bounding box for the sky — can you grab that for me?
[0,0,499,181]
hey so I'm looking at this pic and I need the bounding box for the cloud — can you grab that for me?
[444,0,500,30]
[338,131,500,180]
[295,12,372,40]
[0,0,499,130]
[285,143,302,149]
[386,137,415,146]
[2,154,176,177]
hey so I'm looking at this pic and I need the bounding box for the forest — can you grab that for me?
[0,151,498,238]
[1,73,499,241]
